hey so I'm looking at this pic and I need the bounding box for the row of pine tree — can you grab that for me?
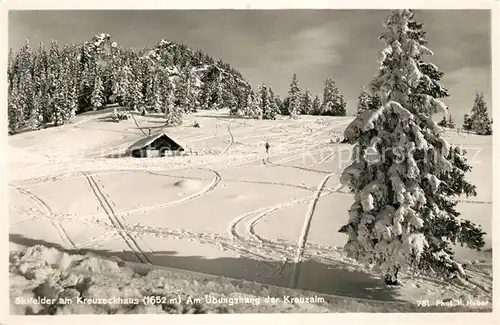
[230,73,348,120]
[7,36,250,133]
[7,35,348,134]
[435,92,493,135]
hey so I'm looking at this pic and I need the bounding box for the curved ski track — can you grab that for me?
[227,182,343,262]
[10,184,76,249]
[14,202,490,299]
[122,169,222,216]
[220,122,234,155]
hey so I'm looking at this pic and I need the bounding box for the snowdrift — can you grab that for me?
[9,245,491,314]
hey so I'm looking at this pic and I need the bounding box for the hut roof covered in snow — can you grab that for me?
[126,132,186,153]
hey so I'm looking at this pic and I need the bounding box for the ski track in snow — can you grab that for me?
[81,171,152,264]
[249,150,339,251]
[11,119,345,268]
[9,112,492,302]
[42,168,223,223]
[220,122,234,155]
[146,170,318,191]
[10,123,329,186]
[234,119,338,169]
[11,196,491,298]
[252,132,346,170]
[317,150,337,165]
[227,186,343,262]
[123,169,222,216]
[10,185,76,249]
[290,174,340,289]
[266,158,331,175]
[181,122,270,145]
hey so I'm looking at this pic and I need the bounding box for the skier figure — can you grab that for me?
[265,141,270,154]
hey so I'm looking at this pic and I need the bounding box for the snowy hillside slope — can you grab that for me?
[8,108,493,312]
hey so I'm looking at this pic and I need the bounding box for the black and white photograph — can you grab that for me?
[3,1,497,319]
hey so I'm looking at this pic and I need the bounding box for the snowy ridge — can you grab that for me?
[138,37,252,95]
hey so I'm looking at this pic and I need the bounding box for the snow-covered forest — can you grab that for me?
[7,34,348,135]
[7,9,493,315]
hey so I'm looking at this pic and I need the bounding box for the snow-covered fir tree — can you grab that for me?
[124,60,144,112]
[163,78,182,126]
[267,87,281,120]
[257,84,280,120]
[30,90,45,130]
[64,47,80,117]
[152,74,164,113]
[15,40,36,128]
[142,60,165,113]
[130,78,144,112]
[462,114,472,132]
[59,56,77,122]
[368,94,382,111]
[34,43,50,125]
[280,97,290,116]
[223,86,238,113]
[8,81,23,132]
[321,77,336,115]
[258,84,271,118]
[301,90,313,115]
[357,87,372,115]
[339,95,347,115]
[118,64,134,107]
[274,95,283,116]
[246,91,262,119]
[311,95,321,115]
[437,115,448,128]
[338,10,484,284]
[232,86,249,117]
[78,40,98,110]
[91,75,104,110]
[175,67,195,113]
[111,67,125,104]
[321,77,346,116]
[8,47,15,90]
[447,115,456,129]
[288,73,301,119]
[200,78,215,110]
[469,93,492,135]
[22,70,38,129]
[46,40,66,126]
[143,63,156,110]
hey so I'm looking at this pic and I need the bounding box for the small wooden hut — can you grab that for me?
[126,132,186,158]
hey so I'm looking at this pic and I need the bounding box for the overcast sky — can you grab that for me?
[9,10,492,117]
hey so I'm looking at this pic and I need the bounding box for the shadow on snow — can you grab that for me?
[9,233,403,303]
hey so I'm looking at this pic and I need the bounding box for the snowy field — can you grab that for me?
[8,108,493,311]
